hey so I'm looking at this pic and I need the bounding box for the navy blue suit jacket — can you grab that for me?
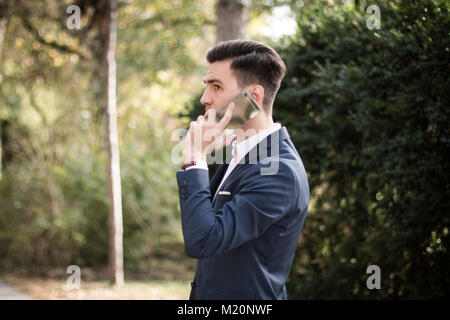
[176,126,309,300]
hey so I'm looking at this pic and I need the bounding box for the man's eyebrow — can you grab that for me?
[203,79,224,85]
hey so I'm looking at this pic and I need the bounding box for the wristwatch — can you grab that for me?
[181,161,197,170]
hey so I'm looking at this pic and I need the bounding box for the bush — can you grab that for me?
[0,115,181,273]
[276,0,450,298]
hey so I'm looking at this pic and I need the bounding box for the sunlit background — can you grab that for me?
[0,0,448,300]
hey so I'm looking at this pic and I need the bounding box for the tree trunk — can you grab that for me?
[216,0,250,42]
[0,17,7,59]
[0,17,8,176]
[102,0,124,287]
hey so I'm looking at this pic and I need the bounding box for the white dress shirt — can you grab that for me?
[185,123,282,202]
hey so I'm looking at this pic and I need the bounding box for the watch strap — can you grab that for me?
[181,161,197,170]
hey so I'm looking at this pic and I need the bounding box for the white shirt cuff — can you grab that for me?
[185,160,208,171]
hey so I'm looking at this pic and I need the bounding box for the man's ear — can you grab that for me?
[249,85,264,106]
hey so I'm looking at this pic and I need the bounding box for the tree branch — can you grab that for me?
[21,17,88,61]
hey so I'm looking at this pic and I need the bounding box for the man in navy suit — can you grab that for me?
[176,40,309,300]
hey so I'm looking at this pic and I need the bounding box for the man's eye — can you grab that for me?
[214,84,221,90]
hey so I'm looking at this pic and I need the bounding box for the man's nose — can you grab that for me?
[200,90,212,107]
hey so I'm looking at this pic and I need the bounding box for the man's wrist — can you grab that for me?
[183,152,206,165]
[182,150,207,170]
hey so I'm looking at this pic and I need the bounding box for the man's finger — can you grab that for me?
[197,115,205,124]
[205,109,216,125]
[218,102,235,131]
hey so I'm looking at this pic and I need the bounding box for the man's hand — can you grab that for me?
[183,103,236,164]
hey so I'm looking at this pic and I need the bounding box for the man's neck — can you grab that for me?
[235,112,274,143]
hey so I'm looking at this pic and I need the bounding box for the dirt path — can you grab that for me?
[0,278,33,300]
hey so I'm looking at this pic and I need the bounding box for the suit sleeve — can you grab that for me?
[176,161,299,259]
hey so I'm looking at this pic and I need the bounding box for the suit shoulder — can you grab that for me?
[243,157,299,187]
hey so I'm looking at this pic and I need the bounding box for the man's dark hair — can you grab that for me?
[206,39,286,111]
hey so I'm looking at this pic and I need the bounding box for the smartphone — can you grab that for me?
[214,90,263,130]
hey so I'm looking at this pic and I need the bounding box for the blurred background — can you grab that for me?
[0,0,448,299]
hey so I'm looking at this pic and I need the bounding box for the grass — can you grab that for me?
[1,275,191,300]
[0,242,196,300]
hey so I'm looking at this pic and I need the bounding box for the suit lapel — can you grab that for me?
[210,126,291,206]
[217,126,290,191]
[209,162,229,197]
[208,143,233,197]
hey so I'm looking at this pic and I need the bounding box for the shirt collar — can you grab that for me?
[231,123,282,162]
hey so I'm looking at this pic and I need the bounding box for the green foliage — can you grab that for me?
[0,115,181,271]
[117,0,213,82]
[277,0,450,298]
[0,0,209,272]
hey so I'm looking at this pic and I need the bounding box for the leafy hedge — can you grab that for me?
[277,0,449,298]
